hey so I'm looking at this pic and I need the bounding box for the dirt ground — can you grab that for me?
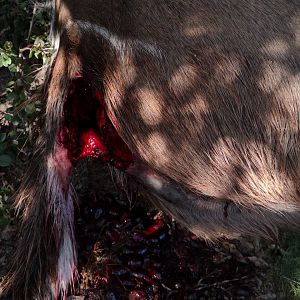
[0,160,290,300]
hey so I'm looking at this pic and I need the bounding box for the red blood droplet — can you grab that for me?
[143,219,164,237]
[128,290,146,300]
[112,159,132,170]
[93,273,108,286]
[148,268,162,281]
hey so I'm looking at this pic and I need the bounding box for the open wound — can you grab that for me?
[59,77,134,170]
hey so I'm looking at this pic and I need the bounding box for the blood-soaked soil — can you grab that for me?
[0,160,288,300]
[71,162,285,300]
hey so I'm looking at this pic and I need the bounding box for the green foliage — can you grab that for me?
[0,1,51,223]
[0,3,51,169]
[0,0,50,47]
[0,182,12,229]
[276,232,300,298]
[0,42,15,68]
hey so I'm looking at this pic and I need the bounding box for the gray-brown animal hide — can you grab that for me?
[57,0,300,233]
[1,0,300,299]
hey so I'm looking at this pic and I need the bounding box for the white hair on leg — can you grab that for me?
[57,191,77,298]
[46,145,77,299]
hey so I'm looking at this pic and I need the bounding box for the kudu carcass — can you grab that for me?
[1,0,300,299]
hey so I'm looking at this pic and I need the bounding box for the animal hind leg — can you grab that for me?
[0,46,78,300]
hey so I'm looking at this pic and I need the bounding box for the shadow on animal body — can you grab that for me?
[1,0,300,299]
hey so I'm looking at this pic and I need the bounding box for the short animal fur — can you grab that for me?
[1,0,300,298]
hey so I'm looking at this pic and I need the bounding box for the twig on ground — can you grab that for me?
[27,4,37,42]
[194,275,249,291]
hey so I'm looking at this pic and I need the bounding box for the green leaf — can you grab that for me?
[8,64,17,73]
[0,54,12,67]
[25,104,35,114]
[7,91,19,102]
[0,154,14,167]
[12,119,19,126]
[6,81,15,88]
[42,55,48,65]
[0,133,6,143]
[34,50,41,59]
[18,91,26,103]
[0,143,7,154]
[3,41,13,52]
[0,56,4,67]
[4,114,12,122]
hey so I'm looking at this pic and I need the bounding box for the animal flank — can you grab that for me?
[1,0,300,299]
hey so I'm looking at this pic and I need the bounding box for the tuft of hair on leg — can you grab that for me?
[47,145,77,299]
[0,135,77,300]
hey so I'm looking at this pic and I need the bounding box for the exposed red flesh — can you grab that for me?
[79,130,110,160]
[60,77,134,170]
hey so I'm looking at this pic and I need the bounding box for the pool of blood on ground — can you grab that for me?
[60,77,134,169]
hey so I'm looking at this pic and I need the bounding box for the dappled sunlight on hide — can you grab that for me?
[258,61,290,93]
[138,88,163,126]
[261,39,290,57]
[132,132,170,168]
[145,132,170,167]
[103,53,138,112]
[214,56,242,86]
[5,1,300,299]
[56,0,72,27]
[189,137,300,212]
[168,64,199,96]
